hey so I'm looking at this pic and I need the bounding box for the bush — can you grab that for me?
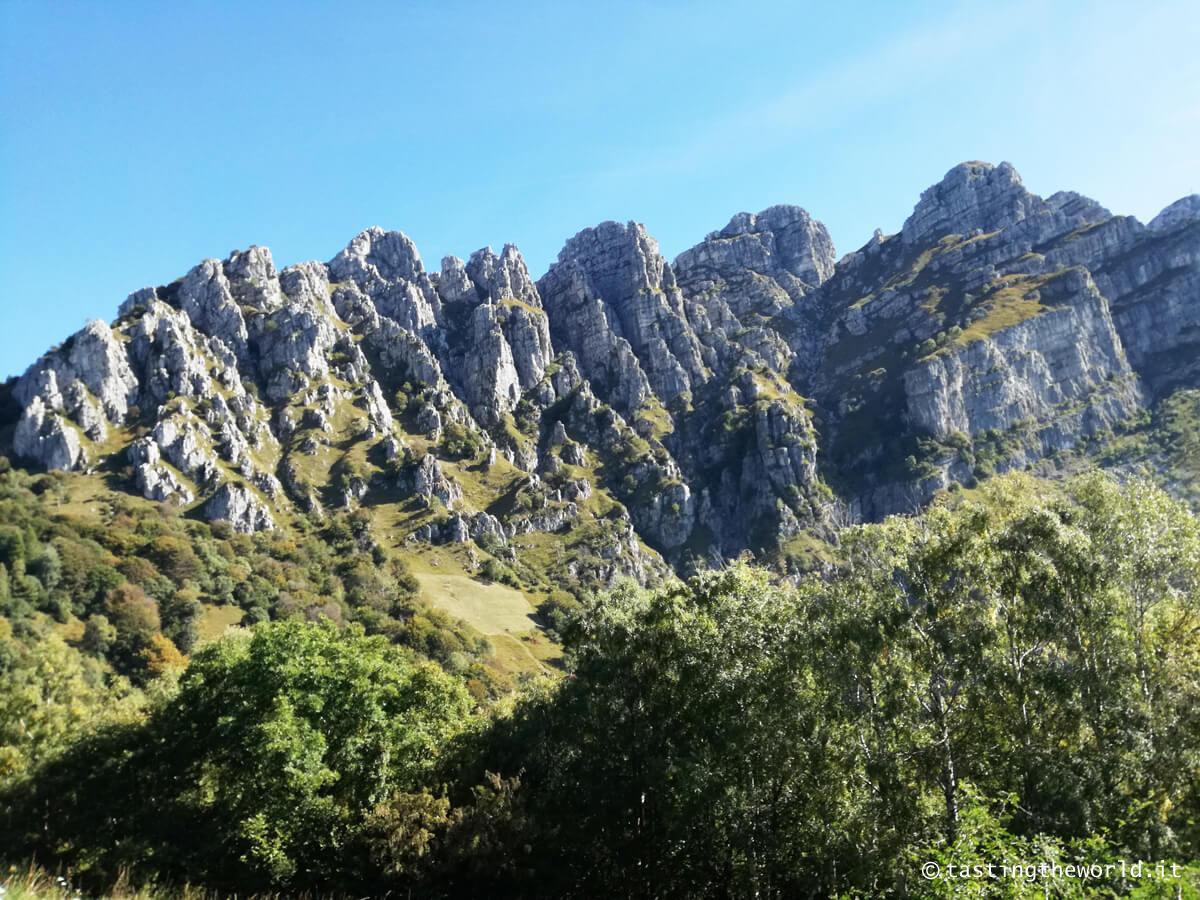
[480,557,519,588]
[536,590,581,640]
[440,422,484,461]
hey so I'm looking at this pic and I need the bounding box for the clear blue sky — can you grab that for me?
[2,0,1197,378]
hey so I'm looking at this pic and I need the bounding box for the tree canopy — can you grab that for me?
[3,471,1199,897]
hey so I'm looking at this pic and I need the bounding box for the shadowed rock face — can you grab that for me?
[6,161,1198,571]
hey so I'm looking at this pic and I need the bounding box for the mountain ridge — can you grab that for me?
[5,160,1198,585]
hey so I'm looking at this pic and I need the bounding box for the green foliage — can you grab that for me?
[474,473,1200,896]
[480,556,519,588]
[535,589,580,640]
[3,471,1200,897]
[439,422,484,461]
[0,619,141,781]
[0,464,494,681]
[161,621,474,886]
[1096,387,1200,506]
[1,620,476,893]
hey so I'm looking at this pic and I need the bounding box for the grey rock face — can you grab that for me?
[537,263,651,413]
[466,244,541,306]
[362,380,394,435]
[437,246,554,424]
[258,263,338,401]
[328,227,442,332]
[201,483,276,533]
[502,301,554,389]
[732,161,1193,519]
[126,301,239,407]
[14,397,85,471]
[902,161,1039,245]
[1081,218,1200,394]
[510,502,580,536]
[177,259,250,358]
[539,221,706,412]
[409,453,462,508]
[1149,195,1200,233]
[224,245,284,313]
[151,411,221,489]
[903,268,1142,441]
[15,320,139,428]
[367,315,449,390]
[673,206,838,386]
[675,205,835,320]
[459,301,522,425]
[128,437,195,504]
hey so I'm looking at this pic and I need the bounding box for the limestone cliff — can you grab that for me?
[6,160,1198,577]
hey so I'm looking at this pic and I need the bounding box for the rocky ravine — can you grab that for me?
[5,161,1198,580]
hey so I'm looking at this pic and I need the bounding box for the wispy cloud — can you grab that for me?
[596,1,1040,181]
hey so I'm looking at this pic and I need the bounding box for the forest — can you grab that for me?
[1,462,1198,898]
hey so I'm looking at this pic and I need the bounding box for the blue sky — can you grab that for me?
[2,0,1197,377]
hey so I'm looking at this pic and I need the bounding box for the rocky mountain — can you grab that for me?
[4,161,1198,585]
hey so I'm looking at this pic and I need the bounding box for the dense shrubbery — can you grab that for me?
[2,470,1199,897]
[0,464,496,684]
[439,422,486,461]
[477,473,1200,897]
[3,622,475,892]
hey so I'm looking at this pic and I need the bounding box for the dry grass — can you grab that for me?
[195,604,245,644]
[954,279,1047,348]
[413,572,561,674]
[0,861,352,899]
[414,573,538,634]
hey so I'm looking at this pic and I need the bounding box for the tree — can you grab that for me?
[496,567,845,897]
[147,535,203,585]
[26,544,62,593]
[159,586,202,653]
[480,474,1200,897]
[0,526,25,568]
[81,613,117,656]
[104,582,162,677]
[140,633,187,677]
[152,620,476,889]
[0,620,140,782]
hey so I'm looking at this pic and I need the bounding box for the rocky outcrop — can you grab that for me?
[224,245,285,313]
[901,161,1042,246]
[437,246,554,424]
[362,380,394,435]
[1149,195,1200,233]
[459,301,522,425]
[539,222,706,412]
[466,245,541,306]
[903,268,1142,444]
[408,453,462,508]
[176,259,250,359]
[13,398,85,471]
[150,410,222,489]
[201,483,276,533]
[15,320,139,440]
[750,161,1200,517]
[128,438,194,504]
[257,263,339,402]
[1087,210,1200,394]
[328,227,442,332]
[675,205,835,320]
